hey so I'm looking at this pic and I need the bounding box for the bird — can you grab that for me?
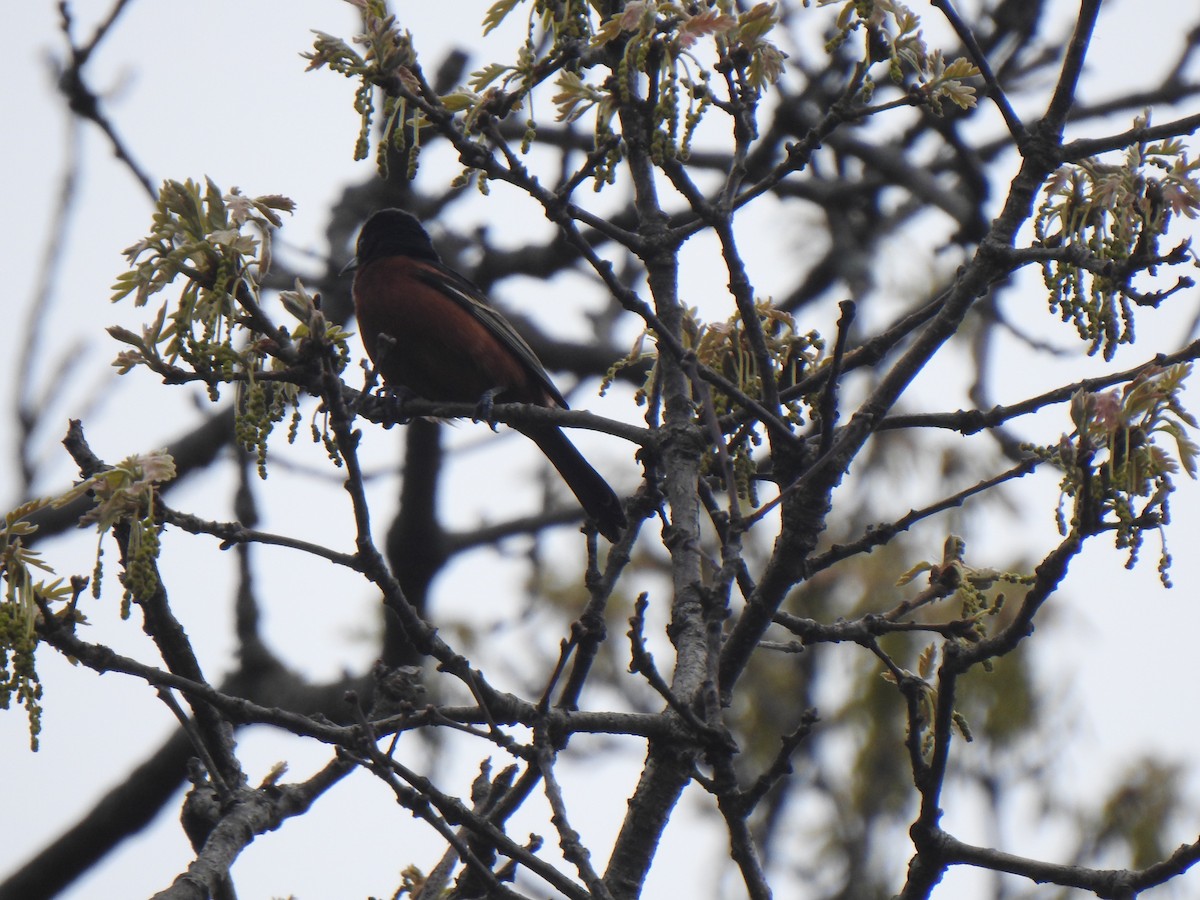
[344,208,626,541]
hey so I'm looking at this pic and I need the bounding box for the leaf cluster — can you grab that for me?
[108,178,352,476]
[818,0,979,112]
[1036,124,1200,359]
[1033,363,1199,584]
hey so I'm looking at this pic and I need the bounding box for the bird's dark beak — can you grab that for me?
[339,256,359,276]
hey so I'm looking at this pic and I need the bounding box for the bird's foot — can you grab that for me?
[379,385,416,427]
[472,387,504,432]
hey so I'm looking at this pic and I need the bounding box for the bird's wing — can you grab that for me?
[414,261,569,409]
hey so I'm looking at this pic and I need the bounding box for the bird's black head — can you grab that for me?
[345,208,441,272]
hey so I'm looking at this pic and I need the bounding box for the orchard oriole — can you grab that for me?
[345,208,626,541]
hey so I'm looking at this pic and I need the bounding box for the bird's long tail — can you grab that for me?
[522,425,626,541]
